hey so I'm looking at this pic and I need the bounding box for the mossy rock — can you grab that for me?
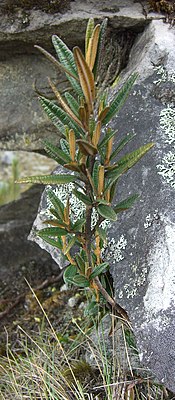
[1,0,71,14]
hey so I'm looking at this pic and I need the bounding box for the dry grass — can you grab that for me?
[0,288,173,399]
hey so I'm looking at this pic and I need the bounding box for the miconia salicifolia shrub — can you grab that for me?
[18,18,154,319]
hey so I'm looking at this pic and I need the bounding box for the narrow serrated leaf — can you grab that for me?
[72,218,86,232]
[38,227,68,237]
[72,275,90,288]
[75,254,85,273]
[77,139,97,156]
[17,174,77,185]
[114,194,139,213]
[110,133,135,161]
[47,189,64,219]
[96,226,107,242]
[48,78,83,128]
[73,46,95,113]
[43,140,65,165]
[39,96,85,138]
[86,24,100,71]
[73,189,92,205]
[98,129,116,150]
[97,204,117,221]
[89,262,109,280]
[64,236,76,255]
[85,18,94,55]
[92,161,100,190]
[37,235,63,250]
[103,73,138,125]
[64,264,77,284]
[64,92,79,117]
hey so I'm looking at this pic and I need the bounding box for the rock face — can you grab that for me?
[109,20,175,391]
[0,0,150,151]
[0,185,59,295]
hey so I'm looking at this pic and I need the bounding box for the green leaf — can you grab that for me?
[72,275,90,288]
[96,226,107,242]
[114,194,139,213]
[49,147,71,163]
[40,97,85,139]
[39,97,65,135]
[52,35,83,97]
[85,18,94,54]
[96,199,110,205]
[72,218,86,232]
[92,161,100,191]
[37,235,63,250]
[75,254,85,273]
[47,189,64,219]
[77,139,97,156]
[98,129,116,150]
[106,143,154,182]
[89,262,109,280]
[38,227,68,237]
[63,236,76,255]
[103,73,138,125]
[72,189,92,206]
[60,138,70,155]
[17,174,77,185]
[43,140,65,165]
[93,18,108,80]
[110,133,135,161]
[97,204,117,221]
[64,92,79,117]
[64,264,77,284]
[52,35,78,76]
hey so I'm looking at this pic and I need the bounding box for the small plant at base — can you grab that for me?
[17,18,154,319]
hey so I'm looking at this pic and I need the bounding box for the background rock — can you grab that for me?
[0,0,151,151]
[0,185,59,296]
[108,20,175,392]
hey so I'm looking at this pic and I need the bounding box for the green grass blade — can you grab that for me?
[102,73,138,125]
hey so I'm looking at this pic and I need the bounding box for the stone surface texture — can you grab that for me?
[109,20,175,391]
[0,0,151,151]
[0,185,59,294]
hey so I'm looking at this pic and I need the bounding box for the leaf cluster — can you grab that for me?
[17,18,154,307]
